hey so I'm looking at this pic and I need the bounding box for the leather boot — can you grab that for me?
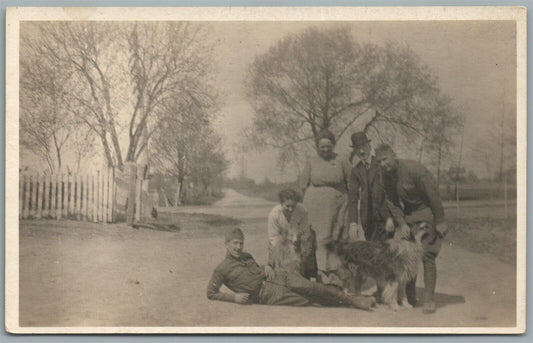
[422,254,437,314]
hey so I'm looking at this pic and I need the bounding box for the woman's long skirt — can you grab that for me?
[303,185,347,271]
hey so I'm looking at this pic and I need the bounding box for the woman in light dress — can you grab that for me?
[299,130,351,282]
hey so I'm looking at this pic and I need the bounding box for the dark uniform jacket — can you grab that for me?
[206,252,266,302]
[347,155,391,240]
[382,159,445,226]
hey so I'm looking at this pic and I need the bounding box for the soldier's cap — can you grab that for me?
[374,144,396,161]
[225,227,244,242]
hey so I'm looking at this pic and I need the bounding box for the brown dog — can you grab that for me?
[326,223,428,311]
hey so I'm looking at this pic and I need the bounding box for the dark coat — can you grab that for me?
[347,155,390,241]
[381,159,445,226]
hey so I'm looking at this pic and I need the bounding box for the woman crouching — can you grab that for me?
[267,189,317,279]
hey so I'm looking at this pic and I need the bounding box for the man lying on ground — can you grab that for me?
[207,228,375,310]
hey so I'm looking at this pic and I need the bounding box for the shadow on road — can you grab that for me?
[414,287,466,309]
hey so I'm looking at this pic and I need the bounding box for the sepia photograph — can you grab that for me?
[4,6,526,334]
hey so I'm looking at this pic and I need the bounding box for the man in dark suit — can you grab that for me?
[347,132,394,242]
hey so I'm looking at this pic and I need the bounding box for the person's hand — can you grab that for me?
[394,223,411,240]
[436,222,449,238]
[234,293,250,304]
[385,217,395,233]
[264,265,275,281]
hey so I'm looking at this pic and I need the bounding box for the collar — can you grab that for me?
[353,148,375,167]
[226,251,250,261]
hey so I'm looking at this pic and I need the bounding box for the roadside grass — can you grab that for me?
[446,216,517,265]
[142,211,242,233]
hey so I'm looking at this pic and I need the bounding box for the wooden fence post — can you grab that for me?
[99,170,104,222]
[126,164,137,226]
[102,169,109,223]
[110,168,115,223]
[68,174,74,218]
[25,175,31,219]
[93,171,100,222]
[89,174,94,222]
[109,168,113,223]
[60,173,66,220]
[84,174,89,221]
[36,174,43,219]
[31,174,38,218]
[51,174,57,219]
[76,174,82,220]
[43,174,49,218]
[135,167,142,222]
[21,174,27,219]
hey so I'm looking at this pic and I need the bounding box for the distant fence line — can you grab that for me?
[19,168,116,223]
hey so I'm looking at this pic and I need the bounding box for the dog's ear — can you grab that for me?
[413,222,428,244]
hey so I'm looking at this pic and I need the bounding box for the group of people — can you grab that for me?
[207,129,448,315]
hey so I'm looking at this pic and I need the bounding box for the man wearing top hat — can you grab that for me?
[347,132,395,242]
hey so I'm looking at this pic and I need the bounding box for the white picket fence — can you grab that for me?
[19,168,116,223]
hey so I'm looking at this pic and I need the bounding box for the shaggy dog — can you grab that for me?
[270,224,317,279]
[326,223,428,311]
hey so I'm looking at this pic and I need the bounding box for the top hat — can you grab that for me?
[350,132,371,148]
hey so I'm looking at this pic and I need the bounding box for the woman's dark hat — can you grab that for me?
[350,132,371,148]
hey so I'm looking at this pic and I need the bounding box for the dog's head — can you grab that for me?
[411,222,431,245]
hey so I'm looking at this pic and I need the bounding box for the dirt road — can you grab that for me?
[19,189,517,330]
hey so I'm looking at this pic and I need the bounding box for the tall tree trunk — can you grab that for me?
[175,150,186,206]
[108,118,124,170]
[54,140,62,172]
[100,131,115,168]
[436,143,443,185]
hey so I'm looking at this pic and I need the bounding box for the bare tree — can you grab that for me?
[70,127,97,174]
[20,35,76,173]
[416,94,463,183]
[150,91,220,204]
[22,22,215,171]
[126,22,213,163]
[245,26,439,164]
[23,22,125,168]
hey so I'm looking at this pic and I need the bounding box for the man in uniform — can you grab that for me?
[374,144,448,314]
[207,228,375,310]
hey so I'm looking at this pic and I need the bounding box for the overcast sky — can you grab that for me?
[208,20,516,182]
